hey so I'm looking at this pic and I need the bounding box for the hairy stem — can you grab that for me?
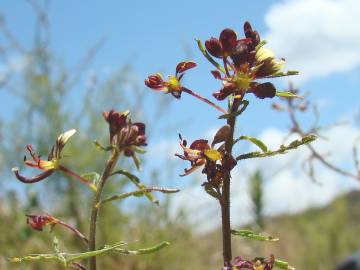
[221,98,240,266]
[88,150,119,270]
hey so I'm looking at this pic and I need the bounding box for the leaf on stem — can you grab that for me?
[236,134,317,161]
[237,136,268,153]
[195,38,226,73]
[93,140,115,152]
[274,259,296,270]
[111,241,170,255]
[111,169,159,205]
[203,182,221,200]
[275,91,302,99]
[80,172,100,187]
[231,229,279,242]
[97,188,179,207]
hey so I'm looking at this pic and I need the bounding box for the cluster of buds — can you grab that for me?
[175,125,236,186]
[222,255,275,270]
[103,110,147,157]
[26,214,88,243]
[206,22,292,100]
[12,129,97,191]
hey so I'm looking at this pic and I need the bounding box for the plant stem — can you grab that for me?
[221,98,240,266]
[88,150,119,270]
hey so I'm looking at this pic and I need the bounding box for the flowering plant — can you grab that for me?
[146,21,313,270]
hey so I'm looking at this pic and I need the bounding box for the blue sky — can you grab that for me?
[1,0,360,227]
[1,0,359,136]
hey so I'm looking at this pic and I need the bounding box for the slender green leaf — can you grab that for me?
[80,172,100,186]
[203,182,220,200]
[9,241,167,266]
[236,134,317,161]
[238,136,268,153]
[274,259,296,270]
[255,40,267,51]
[231,229,279,242]
[111,169,159,205]
[195,39,225,73]
[275,91,302,99]
[98,188,179,207]
[93,140,114,151]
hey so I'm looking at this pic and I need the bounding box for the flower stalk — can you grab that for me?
[88,149,119,270]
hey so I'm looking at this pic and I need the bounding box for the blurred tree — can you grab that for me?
[250,170,264,230]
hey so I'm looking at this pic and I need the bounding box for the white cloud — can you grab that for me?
[265,0,360,82]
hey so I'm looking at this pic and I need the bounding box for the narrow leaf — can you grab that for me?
[112,241,170,255]
[274,259,296,270]
[203,182,220,200]
[93,140,114,151]
[195,39,226,73]
[275,91,302,99]
[238,136,268,153]
[231,229,279,242]
[111,169,159,205]
[236,134,317,161]
[97,188,179,207]
[80,172,100,186]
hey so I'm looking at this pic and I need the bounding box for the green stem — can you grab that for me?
[88,150,119,270]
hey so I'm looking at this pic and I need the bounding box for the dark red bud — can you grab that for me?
[176,61,197,75]
[26,214,55,231]
[144,74,165,90]
[244,21,253,35]
[211,70,222,79]
[219,28,238,55]
[252,82,276,99]
[205,37,223,58]
[190,139,210,151]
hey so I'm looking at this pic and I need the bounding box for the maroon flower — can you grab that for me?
[145,61,197,99]
[103,110,147,157]
[26,214,56,231]
[12,130,97,191]
[204,22,293,101]
[26,214,88,243]
[175,134,225,183]
[145,61,227,114]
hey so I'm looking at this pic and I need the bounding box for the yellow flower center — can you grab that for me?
[167,75,181,92]
[39,159,60,170]
[234,72,252,90]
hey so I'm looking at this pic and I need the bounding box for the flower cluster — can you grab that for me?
[12,130,97,191]
[103,110,147,157]
[175,129,236,186]
[206,22,288,100]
